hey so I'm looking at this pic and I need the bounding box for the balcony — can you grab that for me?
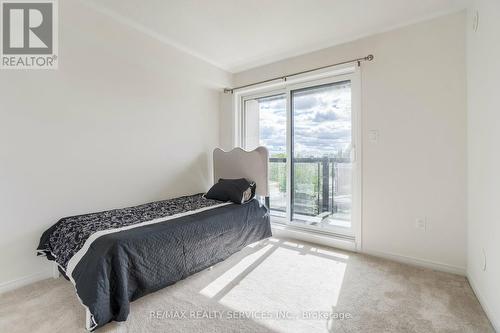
[268,157,352,230]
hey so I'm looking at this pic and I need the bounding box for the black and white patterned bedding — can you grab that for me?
[37,194,222,270]
[37,193,271,331]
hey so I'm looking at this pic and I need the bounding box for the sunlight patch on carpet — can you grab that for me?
[200,240,347,332]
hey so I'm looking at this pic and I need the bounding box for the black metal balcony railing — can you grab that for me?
[268,157,352,218]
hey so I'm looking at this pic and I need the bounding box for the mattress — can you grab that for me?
[37,193,271,330]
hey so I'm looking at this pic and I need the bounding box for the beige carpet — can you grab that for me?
[0,237,493,333]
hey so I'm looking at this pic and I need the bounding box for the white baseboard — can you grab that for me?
[361,248,466,276]
[271,224,356,252]
[0,265,56,294]
[270,226,466,276]
[467,274,499,332]
[271,225,465,276]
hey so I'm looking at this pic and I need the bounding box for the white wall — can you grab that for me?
[0,0,230,289]
[228,12,467,273]
[466,0,500,330]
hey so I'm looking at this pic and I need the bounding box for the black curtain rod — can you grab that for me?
[224,54,374,94]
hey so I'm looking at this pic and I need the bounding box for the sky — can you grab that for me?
[258,82,352,157]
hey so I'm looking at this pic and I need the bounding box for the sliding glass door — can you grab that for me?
[291,81,353,231]
[242,74,358,237]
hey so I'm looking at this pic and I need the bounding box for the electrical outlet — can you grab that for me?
[415,217,426,231]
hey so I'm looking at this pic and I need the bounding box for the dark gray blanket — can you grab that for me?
[37,194,271,330]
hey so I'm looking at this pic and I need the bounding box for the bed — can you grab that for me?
[36,147,272,331]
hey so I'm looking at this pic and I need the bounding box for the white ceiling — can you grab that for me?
[85,0,468,73]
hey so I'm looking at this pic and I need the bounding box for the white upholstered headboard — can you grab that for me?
[213,146,269,197]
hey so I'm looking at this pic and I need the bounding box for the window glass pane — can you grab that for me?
[291,81,352,230]
[244,94,287,216]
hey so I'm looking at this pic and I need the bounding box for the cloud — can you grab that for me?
[256,83,352,157]
[313,110,338,122]
[293,95,317,110]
